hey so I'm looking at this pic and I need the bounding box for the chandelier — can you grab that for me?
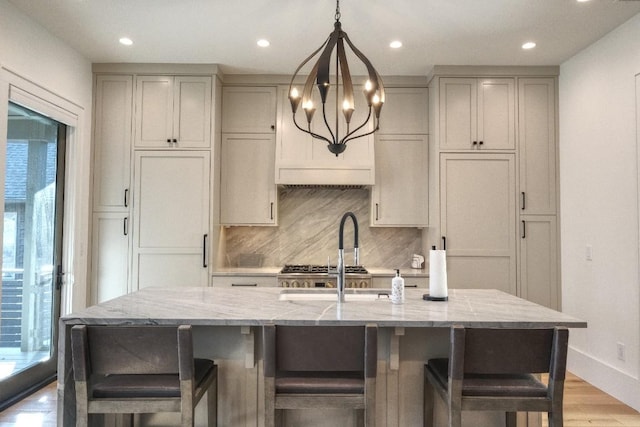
[288,0,385,156]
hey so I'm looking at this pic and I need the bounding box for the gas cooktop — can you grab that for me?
[280,264,369,275]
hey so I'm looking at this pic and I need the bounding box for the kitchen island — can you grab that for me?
[57,287,586,426]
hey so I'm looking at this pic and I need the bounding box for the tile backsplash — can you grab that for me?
[224,187,423,268]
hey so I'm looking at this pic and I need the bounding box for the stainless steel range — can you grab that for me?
[278,264,371,288]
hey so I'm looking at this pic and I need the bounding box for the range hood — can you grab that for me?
[275,88,376,186]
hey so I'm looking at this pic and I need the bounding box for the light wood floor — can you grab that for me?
[0,373,638,426]
[543,373,640,427]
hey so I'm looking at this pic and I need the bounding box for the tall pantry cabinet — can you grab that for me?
[428,67,560,310]
[90,75,132,303]
[90,66,216,304]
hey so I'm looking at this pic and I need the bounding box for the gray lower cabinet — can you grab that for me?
[210,275,277,287]
[519,216,559,310]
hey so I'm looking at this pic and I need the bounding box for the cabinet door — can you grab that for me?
[91,213,130,304]
[173,76,212,148]
[440,153,516,294]
[439,78,477,150]
[134,76,174,147]
[518,78,556,215]
[220,133,276,225]
[477,78,515,150]
[93,75,132,211]
[519,216,558,310]
[372,135,428,226]
[378,87,428,135]
[276,86,313,164]
[222,86,276,133]
[132,151,210,289]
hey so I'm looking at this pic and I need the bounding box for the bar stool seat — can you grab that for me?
[91,358,215,398]
[275,371,365,394]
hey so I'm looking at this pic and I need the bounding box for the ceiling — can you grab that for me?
[8,0,640,76]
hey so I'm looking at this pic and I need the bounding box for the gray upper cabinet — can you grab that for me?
[221,86,278,225]
[93,74,133,211]
[134,75,212,148]
[378,87,428,135]
[222,86,276,133]
[439,78,515,151]
[518,78,557,215]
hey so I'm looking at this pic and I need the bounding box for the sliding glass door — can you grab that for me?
[0,102,65,409]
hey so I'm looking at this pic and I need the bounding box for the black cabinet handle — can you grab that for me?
[270,202,274,220]
[442,236,447,250]
[375,203,379,221]
[172,138,177,143]
[231,283,258,287]
[478,140,484,146]
[203,234,208,268]
[124,189,129,208]
[521,220,526,239]
[270,124,275,131]
[472,141,478,146]
[123,217,128,236]
[521,192,526,210]
[166,138,172,143]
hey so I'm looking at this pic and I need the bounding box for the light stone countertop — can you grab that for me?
[61,287,585,328]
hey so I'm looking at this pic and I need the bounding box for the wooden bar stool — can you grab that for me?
[424,326,568,427]
[70,324,217,427]
[263,324,377,427]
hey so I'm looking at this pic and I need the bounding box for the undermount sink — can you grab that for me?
[279,288,390,302]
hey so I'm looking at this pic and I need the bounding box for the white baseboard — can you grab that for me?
[568,345,640,412]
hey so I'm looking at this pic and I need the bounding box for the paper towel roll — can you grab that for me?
[429,249,448,299]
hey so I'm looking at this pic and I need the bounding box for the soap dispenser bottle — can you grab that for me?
[391,269,405,304]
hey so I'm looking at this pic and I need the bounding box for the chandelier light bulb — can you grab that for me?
[364,80,373,92]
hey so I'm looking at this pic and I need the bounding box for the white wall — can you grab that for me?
[0,0,93,313]
[560,13,640,410]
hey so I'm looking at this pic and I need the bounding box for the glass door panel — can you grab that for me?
[0,102,65,408]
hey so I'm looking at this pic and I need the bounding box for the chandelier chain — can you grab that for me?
[335,0,341,22]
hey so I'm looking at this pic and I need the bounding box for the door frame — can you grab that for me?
[0,68,87,408]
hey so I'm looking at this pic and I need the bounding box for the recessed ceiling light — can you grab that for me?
[576,0,590,2]
[119,37,133,46]
[390,40,403,49]
[522,41,536,50]
[257,39,270,47]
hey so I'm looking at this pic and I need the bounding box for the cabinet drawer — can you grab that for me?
[211,275,277,287]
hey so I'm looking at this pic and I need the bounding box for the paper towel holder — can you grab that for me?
[423,244,448,301]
